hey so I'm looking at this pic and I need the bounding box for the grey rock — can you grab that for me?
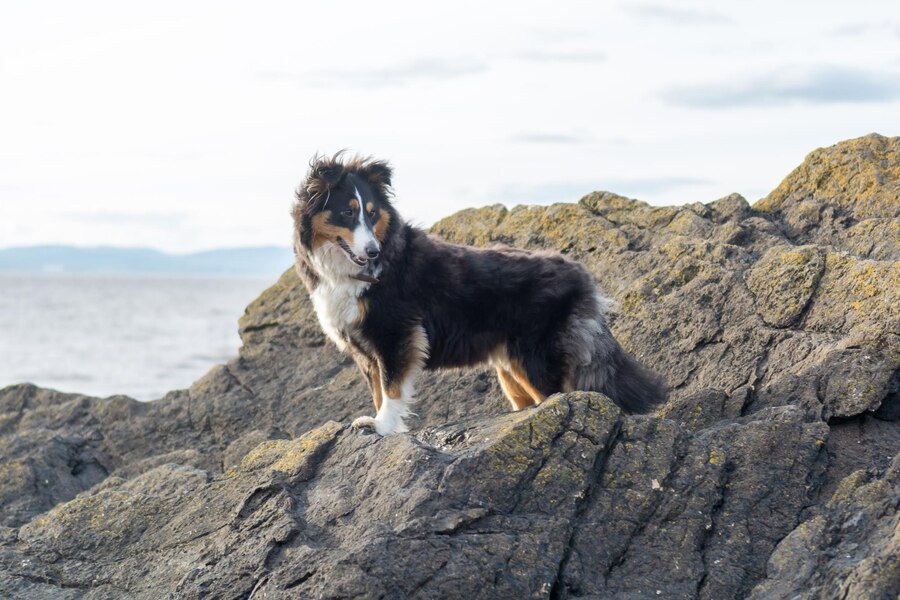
[0,395,829,600]
[749,455,900,600]
[0,134,898,599]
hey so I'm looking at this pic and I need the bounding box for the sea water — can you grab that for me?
[0,273,272,400]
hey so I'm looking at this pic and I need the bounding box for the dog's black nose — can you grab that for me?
[365,243,380,260]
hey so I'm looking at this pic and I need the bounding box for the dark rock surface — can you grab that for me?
[749,454,900,600]
[0,134,897,598]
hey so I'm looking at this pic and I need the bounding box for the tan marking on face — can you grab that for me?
[311,212,355,250]
[373,208,391,243]
[365,201,374,214]
[349,198,359,211]
[497,368,536,411]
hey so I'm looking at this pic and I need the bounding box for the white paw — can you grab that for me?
[351,416,378,432]
[374,418,407,436]
[351,415,408,436]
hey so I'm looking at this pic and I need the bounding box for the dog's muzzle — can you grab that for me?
[335,236,369,266]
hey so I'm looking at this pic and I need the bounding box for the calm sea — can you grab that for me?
[0,274,273,400]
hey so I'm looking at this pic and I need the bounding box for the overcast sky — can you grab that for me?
[1,1,898,253]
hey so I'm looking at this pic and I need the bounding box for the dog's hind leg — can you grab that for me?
[508,362,548,405]
[497,368,536,411]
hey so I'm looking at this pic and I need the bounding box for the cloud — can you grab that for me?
[661,66,900,108]
[622,3,732,25]
[527,28,593,43]
[830,23,878,36]
[510,28,605,64]
[509,132,595,144]
[513,49,606,63]
[64,211,190,228]
[828,20,899,37]
[304,58,488,88]
[496,177,709,204]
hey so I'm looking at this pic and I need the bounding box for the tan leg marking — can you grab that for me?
[383,322,429,400]
[353,324,428,436]
[497,368,536,411]
[370,368,383,411]
[509,362,548,404]
[385,381,403,400]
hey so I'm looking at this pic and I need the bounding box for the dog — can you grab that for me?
[292,153,666,435]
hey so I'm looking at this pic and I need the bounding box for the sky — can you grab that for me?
[1,1,898,253]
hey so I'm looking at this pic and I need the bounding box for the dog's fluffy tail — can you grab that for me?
[566,298,667,414]
[575,342,667,414]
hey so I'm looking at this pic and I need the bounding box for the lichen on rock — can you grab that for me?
[0,134,897,599]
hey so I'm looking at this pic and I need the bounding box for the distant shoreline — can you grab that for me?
[0,271,277,279]
[0,245,294,277]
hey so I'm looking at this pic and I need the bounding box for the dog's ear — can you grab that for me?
[364,160,392,187]
[301,154,346,206]
[313,162,343,187]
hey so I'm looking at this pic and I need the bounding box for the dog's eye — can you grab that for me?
[341,209,353,217]
[368,209,376,219]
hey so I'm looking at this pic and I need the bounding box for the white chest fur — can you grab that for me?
[310,278,368,351]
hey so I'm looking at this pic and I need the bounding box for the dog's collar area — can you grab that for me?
[350,271,380,284]
[334,236,380,284]
[351,258,380,285]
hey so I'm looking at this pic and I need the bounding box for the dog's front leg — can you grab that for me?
[350,351,383,412]
[351,367,418,435]
[351,324,428,435]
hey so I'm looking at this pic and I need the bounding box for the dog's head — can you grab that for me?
[293,153,395,278]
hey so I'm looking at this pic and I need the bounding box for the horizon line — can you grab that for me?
[0,243,294,256]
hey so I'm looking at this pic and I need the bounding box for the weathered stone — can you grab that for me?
[749,455,900,600]
[0,134,897,598]
[744,245,825,328]
[756,132,900,258]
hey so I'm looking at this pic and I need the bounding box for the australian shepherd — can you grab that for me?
[292,153,665,435]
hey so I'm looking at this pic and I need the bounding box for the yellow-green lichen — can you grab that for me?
[745,245,824,327]
[240,421,343,475]
[708,449,726,466]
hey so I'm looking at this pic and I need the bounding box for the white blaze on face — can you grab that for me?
[351,185,379,258]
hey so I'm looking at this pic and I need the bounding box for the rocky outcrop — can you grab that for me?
[0,134,897,599]
[755,133,899,260]
[750,454,900,600]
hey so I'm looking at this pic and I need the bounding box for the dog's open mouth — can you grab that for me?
[335,237,369,266]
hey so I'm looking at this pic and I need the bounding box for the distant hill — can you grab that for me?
[0,245,295,275]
